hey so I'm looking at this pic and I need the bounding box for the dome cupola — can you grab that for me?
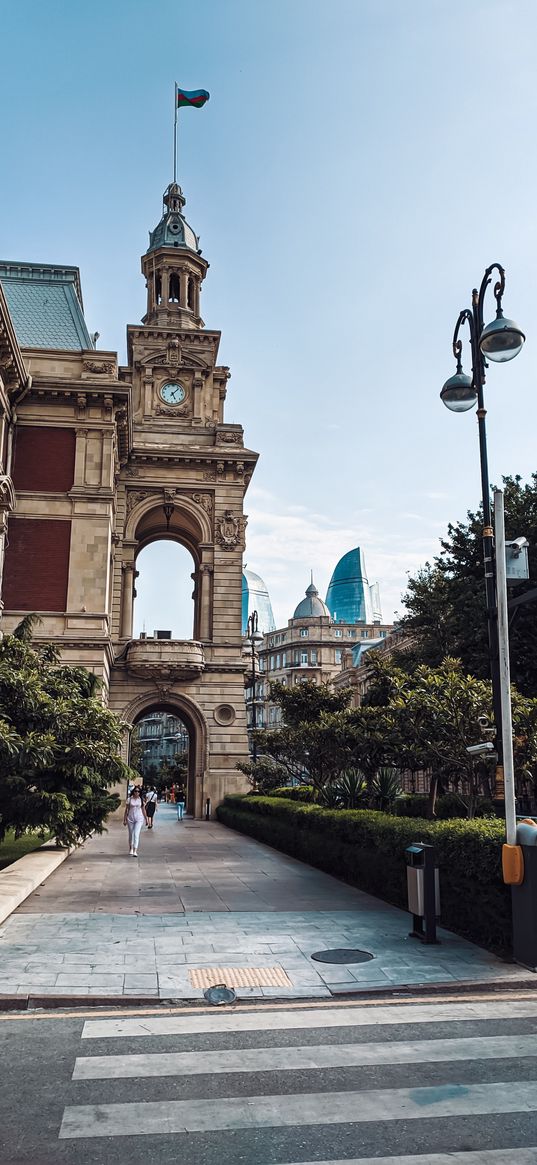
[292,578,331,621]
[141,182,208,329]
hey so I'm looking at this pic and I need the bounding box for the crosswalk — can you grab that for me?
[58,997,537,1161]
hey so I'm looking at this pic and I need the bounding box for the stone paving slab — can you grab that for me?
[0,803,532,1001]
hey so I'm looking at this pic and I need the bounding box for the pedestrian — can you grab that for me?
[176,783,186,821]
[145,786,158,829]
[123,785,148,856]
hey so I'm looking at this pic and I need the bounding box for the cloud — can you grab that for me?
[244,489,442,627]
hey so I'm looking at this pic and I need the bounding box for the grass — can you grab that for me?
[0,830,53,871]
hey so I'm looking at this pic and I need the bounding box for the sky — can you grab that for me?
[1,0,537,635]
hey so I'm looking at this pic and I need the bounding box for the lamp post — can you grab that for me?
[441,262,525,797]
[247,609,263,764]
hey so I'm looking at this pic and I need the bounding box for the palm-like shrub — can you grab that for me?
[371,767,403,811]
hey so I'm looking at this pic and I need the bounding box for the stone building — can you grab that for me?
[0,178,258,814]
[257,576,393,730]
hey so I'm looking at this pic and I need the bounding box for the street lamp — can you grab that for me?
[440,262,525,795]
[247,609,263,764]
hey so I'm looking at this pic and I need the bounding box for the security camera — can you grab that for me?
[466,741,495,755]
[477,715,496,738]
[507,536,529,556]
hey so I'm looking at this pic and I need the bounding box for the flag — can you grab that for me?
[176,87,210,109]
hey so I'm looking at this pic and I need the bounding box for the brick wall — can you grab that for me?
[3,518,71,611]
[12,427,75,492]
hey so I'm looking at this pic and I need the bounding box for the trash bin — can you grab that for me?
[405,842,440,944]
[512,818,537,971]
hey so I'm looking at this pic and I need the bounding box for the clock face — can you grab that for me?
[159,381,186,406]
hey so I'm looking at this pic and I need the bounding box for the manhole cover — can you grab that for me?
[204,985,236,1006]
[311,948,374,964]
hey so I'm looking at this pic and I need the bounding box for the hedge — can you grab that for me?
[216,795,511,954]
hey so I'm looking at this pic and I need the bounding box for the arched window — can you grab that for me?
[187,276,195,309]
[133,540,195,639]
[169,273,180,303]
[155,273,162,305]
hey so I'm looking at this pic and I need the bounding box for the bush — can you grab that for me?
[217,794,511,953]
[394,793,502,820]
[269,785,315,803]
[394,795,430,818]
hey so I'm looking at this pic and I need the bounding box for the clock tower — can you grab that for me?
[105,179,258,814]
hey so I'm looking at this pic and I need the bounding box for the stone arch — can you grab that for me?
[120,496,214,641]
[125,494,212,548]
[122,688,208,817]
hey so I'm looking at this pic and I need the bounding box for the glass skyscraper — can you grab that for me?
[325,547,383,624]
[242,568,276,635]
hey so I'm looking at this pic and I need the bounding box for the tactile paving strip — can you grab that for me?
[188,965,292,988]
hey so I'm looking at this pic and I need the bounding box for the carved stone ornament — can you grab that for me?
[126,464,140,477]
[83,360,115,375]
[190,492,213,514]
[155,403,190,416]
[202,468,216,482]
[0,475,15,512]
[126,489,154,515]
[216,430,242,444]
[215,509,247,552]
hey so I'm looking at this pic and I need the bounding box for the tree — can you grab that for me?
[0,619,134,845]
[400,474,537,696]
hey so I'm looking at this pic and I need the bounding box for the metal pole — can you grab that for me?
[494,488,517,845]
[471,286,503,796]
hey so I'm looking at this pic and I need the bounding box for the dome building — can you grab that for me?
[256,570,393,732]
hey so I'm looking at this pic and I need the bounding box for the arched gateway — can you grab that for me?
[0,179,258,814]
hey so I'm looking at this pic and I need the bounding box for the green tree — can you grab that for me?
[400,474,537,696]
[0,619,133,845]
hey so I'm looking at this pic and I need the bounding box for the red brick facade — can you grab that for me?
[3,518,71,612]
[12,427,75,493]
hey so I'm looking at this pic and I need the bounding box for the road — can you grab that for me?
[2,993,537,1164]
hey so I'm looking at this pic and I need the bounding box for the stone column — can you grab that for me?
[74,429,87,486]
[198,563,213,641]
[120,561,136,639]
[180,271,188,308]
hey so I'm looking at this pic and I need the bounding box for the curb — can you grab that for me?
[0,976,536,1013]
[0,843,71,926]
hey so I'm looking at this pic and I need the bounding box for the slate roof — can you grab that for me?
[0,262,93,351]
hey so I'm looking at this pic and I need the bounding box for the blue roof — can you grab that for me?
[0,262,93,351]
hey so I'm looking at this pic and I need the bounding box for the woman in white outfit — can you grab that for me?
[123,786,148,856]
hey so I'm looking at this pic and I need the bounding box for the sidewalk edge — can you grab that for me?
[0,843,71,926]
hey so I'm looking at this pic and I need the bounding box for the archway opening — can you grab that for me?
[133,540,196,640]
[130,706,193,812]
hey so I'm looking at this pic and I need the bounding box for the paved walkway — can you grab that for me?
[0,804,532,1001]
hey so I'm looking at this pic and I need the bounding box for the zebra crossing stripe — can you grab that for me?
[58,1079,537,1139]
[81,998,537,1040]
[73,1032,537,1079]
[272,1152,537,1165]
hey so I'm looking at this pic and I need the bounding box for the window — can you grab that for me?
[334,629,342,638]
[379,630,387,638]
[276,654,281,669]
[259,657,265,671]
[270,655,275,669]
[282,652,287,667]
[347,630,356,638]
[300,628,309,638]
[361,630,369,639]
[301,651,308,665]
[294,651,299,665]
[335,649,342,664]
[310,650,317,665]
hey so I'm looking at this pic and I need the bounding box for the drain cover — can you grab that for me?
[204,984,236,1006]
[311,948,374,964]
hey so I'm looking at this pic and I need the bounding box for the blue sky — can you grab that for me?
[2,0,537,634]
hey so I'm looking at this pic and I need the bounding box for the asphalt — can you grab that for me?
[0,804,532,1004]
[2,995,537,1164]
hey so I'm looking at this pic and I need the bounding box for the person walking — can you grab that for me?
[123,785,147,856]
[145,786,158,829]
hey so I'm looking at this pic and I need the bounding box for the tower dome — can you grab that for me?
[292,578,331,620]
[141,182,208,329]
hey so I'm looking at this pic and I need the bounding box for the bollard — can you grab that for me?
[205,797,211,820]
[405,842,440,944]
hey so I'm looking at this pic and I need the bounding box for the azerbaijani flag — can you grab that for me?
[176,87,210,109]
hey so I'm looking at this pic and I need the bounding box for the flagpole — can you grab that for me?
[173,83,178,183]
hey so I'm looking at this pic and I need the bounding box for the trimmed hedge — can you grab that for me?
[270,785,315,803]
[394,794,501,820]
[217,795,511,954]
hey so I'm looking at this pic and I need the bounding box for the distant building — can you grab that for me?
[134,712,189,778]
[333,626,412,706]
[325,547,382,624]
[252,575,393,733]
[242,568,276,635]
